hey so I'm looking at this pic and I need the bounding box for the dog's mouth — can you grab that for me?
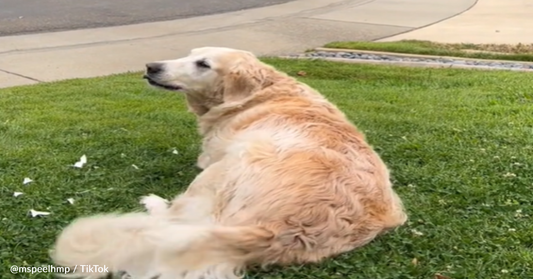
[143,75,183,91]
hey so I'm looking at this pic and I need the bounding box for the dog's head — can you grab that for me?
[143,47,279,115]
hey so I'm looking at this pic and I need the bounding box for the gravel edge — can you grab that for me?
[314,47,533,65]
[281,48,533,72]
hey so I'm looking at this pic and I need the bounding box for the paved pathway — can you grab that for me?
[0,0,294,36]
[381,0,533,44]
[0,0,476,88]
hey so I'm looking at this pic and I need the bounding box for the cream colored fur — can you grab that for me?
[51,47,408,279]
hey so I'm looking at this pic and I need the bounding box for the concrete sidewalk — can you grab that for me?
[381,0,533,44]
[0,0,475,88]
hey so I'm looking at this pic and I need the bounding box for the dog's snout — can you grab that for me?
[146,62,164,75]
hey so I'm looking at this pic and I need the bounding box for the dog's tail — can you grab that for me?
[51,213,164,278]
[51,213,275,278]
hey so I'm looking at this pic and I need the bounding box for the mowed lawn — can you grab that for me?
[1,59,532,279]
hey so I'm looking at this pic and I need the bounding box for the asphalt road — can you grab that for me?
[0,0,294,36]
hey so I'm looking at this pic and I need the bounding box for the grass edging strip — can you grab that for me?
[323,40,533,62]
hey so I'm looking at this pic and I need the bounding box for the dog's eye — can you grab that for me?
[195,59,210,69]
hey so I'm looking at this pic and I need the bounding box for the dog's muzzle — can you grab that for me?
[143,63,183,91]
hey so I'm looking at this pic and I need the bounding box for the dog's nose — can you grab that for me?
[146,62,164,75]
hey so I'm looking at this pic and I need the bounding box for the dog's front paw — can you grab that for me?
[140,194,169,215]
[197,153,211,169]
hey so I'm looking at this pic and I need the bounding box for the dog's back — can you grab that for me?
[198,80,408,265]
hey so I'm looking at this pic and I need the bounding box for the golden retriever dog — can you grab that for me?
[51,47,408,279]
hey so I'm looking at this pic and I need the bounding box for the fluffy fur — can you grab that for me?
[51,47,408,279]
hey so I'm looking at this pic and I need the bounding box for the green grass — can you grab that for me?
[324,40,533,62]
[1,59,533,279]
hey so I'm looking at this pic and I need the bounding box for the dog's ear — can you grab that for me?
[221,57,275,104]
[222,68,258,103]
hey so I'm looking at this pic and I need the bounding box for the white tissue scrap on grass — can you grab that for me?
[67,198,75,204]
[73,155,87,168]
[29,209,51,217]
[23,178,33,185]
[13,192,23,197]
[172,149,179,155]
[132,164,140,170]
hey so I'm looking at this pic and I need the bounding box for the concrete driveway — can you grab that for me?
[381,0,533,44]
[0,0,294,36]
